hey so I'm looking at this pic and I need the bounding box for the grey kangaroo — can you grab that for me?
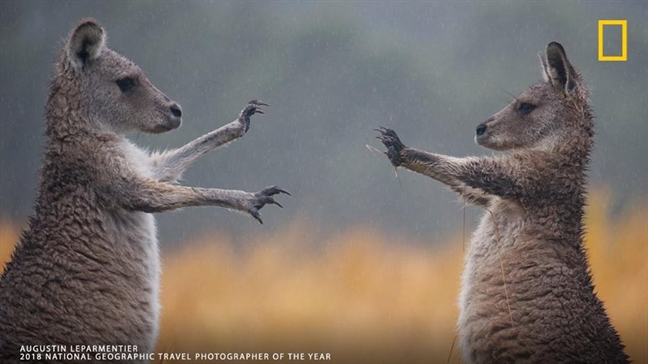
[377,42,628,363]
[0,18,288,360]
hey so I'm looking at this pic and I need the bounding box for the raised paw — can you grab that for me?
[248,185,291,225]
[239,100,270,133]
[375,126,406,167]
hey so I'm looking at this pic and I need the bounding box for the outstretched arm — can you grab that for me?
[103,176,289,224]
[150,101,268,183]
[376,127,523,205]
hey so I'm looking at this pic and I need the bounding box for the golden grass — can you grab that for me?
[0,192,646,363]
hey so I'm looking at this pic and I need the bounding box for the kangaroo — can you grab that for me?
[0,18,288,360]
[377,42,628,363]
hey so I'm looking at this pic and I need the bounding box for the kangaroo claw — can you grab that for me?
[375,127,406,167]
[248,185,290,224]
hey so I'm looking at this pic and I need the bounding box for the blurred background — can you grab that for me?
[0,1,646,363]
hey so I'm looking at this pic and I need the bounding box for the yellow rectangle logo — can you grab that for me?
[598,20,627,61]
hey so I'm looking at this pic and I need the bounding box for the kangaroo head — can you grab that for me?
[61,18,182,134]
[475,42,586,151]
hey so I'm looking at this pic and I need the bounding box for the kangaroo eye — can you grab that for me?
[518,102,537,116]
[115,77,136,93]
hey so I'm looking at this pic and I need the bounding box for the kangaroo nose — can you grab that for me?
[476,124,487,136]
[170,103,182,118]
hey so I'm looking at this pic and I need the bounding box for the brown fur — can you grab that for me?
[0,18,286,362]
[377,42,628,363]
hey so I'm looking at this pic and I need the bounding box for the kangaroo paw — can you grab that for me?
[375,126,406,167]
[238,100,269,133]
[248,185,290,224]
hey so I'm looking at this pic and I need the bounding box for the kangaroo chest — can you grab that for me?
[103,140,162,350]
[458,199,526,362]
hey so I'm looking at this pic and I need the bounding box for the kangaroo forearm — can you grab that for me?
[400,148,465,186]
[123,182,251,213]
[401,148,490,205]
[151,119,245,182]
[401,148,518,200]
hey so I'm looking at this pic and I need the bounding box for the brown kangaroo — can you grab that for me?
[377,42,628,363]
[0,18,288,361]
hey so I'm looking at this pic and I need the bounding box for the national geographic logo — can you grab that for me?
[598,20,627,62]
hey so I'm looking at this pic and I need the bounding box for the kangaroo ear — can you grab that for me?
[542,42,577,96]
[66,18,105,71]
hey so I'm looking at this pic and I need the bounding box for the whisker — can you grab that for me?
[501,89,520,104]
[485,207,515,329]
[447,333,457,363]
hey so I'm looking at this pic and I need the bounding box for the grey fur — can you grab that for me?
[0,18,287,361]
[377,42,628,363]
